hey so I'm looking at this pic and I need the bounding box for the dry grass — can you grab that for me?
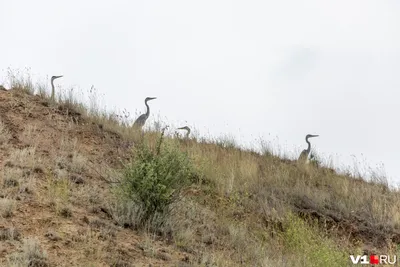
[0,227,21,241]
[0,69,398,266]
[0,119,12,145]
[20,124,40,145]
[5,67,35,95]
[6,147,39,169]
[132,131,399,265]
[44,170,72,216]
[0,167,36,199]
[0,198,16,218]
[7,238,49,267]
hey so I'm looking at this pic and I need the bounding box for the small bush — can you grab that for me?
[117,132,195,228]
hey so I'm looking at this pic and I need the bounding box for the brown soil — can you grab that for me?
[0,89,191,267]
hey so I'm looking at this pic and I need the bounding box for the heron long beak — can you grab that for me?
[311,135,319,138]
[55,75,63,79]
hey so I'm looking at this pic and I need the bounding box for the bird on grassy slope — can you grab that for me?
[133,97,157,129]
[50,75,63,101]
[177,126,191,138]
[298,134,319,163]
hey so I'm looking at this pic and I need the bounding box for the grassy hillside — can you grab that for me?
[0,72,399,266]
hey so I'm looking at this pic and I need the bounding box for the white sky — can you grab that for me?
[0,0,399,183]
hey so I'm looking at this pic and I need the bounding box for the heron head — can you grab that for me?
[306,134,319,139]
[178,126,189,130]
[51,75,63,81]
[145,97,157,102]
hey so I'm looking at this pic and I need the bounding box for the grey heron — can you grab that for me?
[177,126,191,138]
[133,97,157,129]
[50,75,63,101]
[298,134,319,163]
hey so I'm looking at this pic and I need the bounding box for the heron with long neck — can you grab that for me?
[177,126,191,138]
[50,75,63,101]
[298,134,319,163]
[133,97,157,129]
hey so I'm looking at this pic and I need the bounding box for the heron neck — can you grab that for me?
[306,138,311,153]
[145,100,150,116]
[51,80,55,98]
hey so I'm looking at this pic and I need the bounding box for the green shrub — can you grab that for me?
[118,133,195,228]
[282,213,349,267]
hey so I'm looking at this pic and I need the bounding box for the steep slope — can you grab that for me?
[0,88,190,266]
[0,84,399,267]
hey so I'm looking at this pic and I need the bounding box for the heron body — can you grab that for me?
[50,75,63,101]
[298,134,319,163]
[133,97,157,129]
[177,126,191,138]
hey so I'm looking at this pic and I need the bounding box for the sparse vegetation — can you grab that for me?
[0,198,16,218]
[7,238,49,267]
[0,227,21,241]
[0,69,398,266]
[45,170,72,217]
[0,119,12,145]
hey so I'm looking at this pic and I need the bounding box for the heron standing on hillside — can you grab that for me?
[133,97,157,129]
[298,134,319,163]
[177,126,191,138]
[51,75,63,101]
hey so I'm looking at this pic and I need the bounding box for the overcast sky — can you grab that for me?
[0,0,399,184]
